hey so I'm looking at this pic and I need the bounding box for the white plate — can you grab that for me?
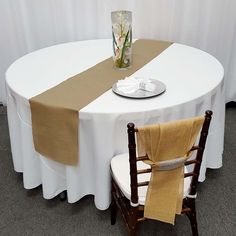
[112,79,166,99]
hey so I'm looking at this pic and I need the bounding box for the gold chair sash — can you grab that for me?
[137,116,204,224]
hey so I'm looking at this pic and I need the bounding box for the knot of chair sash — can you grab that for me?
[151,156,187,171]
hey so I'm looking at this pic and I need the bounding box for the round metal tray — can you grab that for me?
[112,79,166,99]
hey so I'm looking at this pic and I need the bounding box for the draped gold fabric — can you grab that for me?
[137,116,204,224]
[29,39,173,165]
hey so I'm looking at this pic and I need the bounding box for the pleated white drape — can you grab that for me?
[1,0,236,104]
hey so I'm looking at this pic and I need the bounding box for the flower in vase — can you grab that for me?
[112,11,132,68]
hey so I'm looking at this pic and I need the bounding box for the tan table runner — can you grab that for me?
[30,39,172,165]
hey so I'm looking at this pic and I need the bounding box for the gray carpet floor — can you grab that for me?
[0,104,235,236]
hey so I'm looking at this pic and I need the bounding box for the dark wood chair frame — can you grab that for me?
[110,110,213,236]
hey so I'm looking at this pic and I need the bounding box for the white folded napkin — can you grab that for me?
[116,76,156,94]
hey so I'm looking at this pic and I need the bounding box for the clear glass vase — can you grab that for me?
[111,10,132,69]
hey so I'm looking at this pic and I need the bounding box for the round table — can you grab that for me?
[5,39,224,210]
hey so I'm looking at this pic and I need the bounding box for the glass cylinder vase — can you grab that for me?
[111,10,132,69]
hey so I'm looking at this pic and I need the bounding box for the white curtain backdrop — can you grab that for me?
[1,0,236,104]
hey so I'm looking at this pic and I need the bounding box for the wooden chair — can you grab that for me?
[110,110,213,236]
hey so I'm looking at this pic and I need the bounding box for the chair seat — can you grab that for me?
[111,153,191,205]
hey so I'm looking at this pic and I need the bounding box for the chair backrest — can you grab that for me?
[127,110,213,206]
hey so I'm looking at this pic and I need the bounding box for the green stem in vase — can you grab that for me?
[130,29,132,44]
[119,30,130,68]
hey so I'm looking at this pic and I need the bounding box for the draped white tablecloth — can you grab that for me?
[5,39,224,210]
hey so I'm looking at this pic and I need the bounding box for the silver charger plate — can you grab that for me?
[112,79,166,99]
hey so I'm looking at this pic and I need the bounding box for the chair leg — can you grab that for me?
[127,207,138,236]
[59,191,67,201]
[110,194,117,225]
[186,200,198,236]
[187,211,198,236]
[128,225,137,236]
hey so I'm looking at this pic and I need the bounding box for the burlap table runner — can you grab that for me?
[137,116,204,224]
[30,39,172,165]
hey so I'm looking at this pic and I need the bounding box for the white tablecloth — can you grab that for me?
[5,39,224,210]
